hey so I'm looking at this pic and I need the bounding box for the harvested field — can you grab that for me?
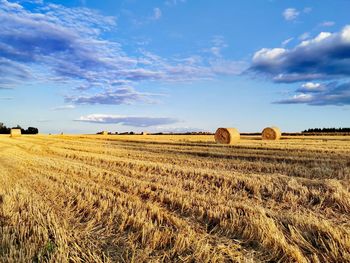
[0,134,350,262]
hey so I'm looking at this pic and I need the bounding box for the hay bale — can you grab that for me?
[10,128,21,137]
[102,131,108,135]
[214,128,240,144]
[141,132,148,135]
[262,126,281,140]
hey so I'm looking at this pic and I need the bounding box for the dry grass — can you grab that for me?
[0,134,350,262]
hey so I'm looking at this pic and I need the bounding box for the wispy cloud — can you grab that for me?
[0,97,13,100]
[52,105,76,111]
[165,0,186,6]
[320,21,335,27]
[299,32,310,40]
[0,0,245,105]
[66,86,158,105]
[281,37,293,47]
[76,114,179,127]
[37,119,51,123]
[296,82,325,93]
[152,7,162,20]
[0,58,32,86]
[282,7,311,22]
[282,8,299,21]
[208,35,228,57]
[18,0,43,4]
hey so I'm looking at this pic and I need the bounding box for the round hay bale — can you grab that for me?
[262,126,281,140]
[141,132,148,135]
[214,128,240,144]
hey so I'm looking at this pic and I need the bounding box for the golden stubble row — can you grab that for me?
[0,135,349,262]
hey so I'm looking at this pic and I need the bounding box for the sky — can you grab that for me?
[0,0,350,134]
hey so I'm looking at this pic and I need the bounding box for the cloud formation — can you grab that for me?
[282,7,311,21]
[296,82,325,93]
[165,0,186,6]
[281,37,294,47]
[76,114,179,127]
[52,105,76,111]
[251,26,350,83]
[66,86,156,105]
[0,0,246,105]
[152,7,162,20]
[250,25,350,106]
[283,8,299,21]
[276,82,350,106]
[320,21,335,27]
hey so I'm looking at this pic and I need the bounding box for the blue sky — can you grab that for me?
[0,0,349,133]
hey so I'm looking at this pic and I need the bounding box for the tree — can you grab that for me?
[24,127,39,134]
[0,122,39,134]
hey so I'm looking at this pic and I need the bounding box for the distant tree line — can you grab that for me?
[302,128,350,133]
[0,122,39,134]
[97,131,213,135]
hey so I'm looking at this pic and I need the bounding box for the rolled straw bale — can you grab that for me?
[141,132,148,135]
[10,128,21,137]
[214,128,240,144]
[102,131,108,135]
[262,126,281,140]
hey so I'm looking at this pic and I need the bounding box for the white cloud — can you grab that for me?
[281,37,293,47]
[297,82,325,93]
[283,8,299,21]
[251,26,350,82]
[76,114,179,127]
[165,0,186,6]
[65,86,157,105]
[252,48,286,64]
[52,105,76,110]
[209,35,228,57]
[18,0,44,3]
[251,25,350,106]
[320,21,335,27]
[276,82,350,106]
[276,93,313,104]
[302,82,321,89]
[341,25,350,43]
[299,32,332,47]
[210,60,248,75]
[152,7,162,20]
[299,32,310,40]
